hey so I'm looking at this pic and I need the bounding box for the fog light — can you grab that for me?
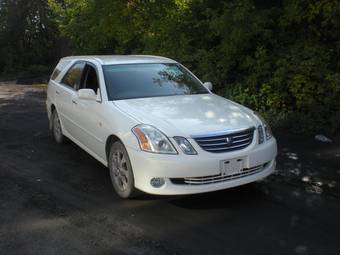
[150,177,165,188]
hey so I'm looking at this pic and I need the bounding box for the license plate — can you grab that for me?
[220,158,245,175]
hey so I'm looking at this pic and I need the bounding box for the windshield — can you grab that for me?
[103,63,208,100]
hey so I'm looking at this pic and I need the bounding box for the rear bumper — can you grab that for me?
[126,138,277,195]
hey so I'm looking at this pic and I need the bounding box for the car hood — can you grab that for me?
[113,94,258,137]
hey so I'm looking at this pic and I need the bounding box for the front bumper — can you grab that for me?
[126,137,277,195]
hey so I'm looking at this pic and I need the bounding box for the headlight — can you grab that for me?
[254,112,273,142]
[132,124,177,154]
[264,124,272,140]
[173,137,197,155]
[258,125,265,144]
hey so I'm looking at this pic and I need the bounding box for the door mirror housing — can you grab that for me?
[78,89,97,100]
[203,82,213,91]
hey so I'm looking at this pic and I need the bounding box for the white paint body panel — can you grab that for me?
[46,55,277,195]
[114,94,258,137]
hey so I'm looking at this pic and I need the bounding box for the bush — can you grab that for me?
[35,0,340,134]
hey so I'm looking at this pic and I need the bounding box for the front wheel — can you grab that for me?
[108,141,137,199]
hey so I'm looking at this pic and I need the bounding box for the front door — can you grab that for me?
[70,63,106,159]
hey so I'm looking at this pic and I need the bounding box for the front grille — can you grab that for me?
[171,163,267,185]
[193,127,255,153]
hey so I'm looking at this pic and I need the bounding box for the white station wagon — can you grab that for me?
[46,55,277,198]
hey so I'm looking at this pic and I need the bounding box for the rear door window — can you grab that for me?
[50,60,71,81]
[61,62,85,90]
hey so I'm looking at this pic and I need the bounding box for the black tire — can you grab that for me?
[51,110,66,144]
[108,141,138,199]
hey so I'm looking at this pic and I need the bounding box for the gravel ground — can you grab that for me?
[0,84,339,255]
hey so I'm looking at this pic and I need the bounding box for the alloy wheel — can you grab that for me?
[112,149,129,192]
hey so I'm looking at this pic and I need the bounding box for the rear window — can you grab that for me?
[50,60,71,80]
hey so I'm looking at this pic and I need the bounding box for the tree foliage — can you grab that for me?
[49,0,340,134]
[0,0,61,75]
[1,0,339,134]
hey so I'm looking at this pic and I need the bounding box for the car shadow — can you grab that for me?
[167,184,265,210]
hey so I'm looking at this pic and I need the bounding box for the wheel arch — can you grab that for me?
[105,134,123,162]
[51,103,56,112]
[49,104,56,130]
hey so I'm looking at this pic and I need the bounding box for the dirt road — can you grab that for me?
[0,84,339,255]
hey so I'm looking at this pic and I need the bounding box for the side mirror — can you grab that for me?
[78,89,97,101]
[203,82,213,91]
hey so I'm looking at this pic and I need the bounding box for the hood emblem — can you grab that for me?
[225,137,233,145]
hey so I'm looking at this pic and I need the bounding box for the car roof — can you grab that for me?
[61,55,177,65]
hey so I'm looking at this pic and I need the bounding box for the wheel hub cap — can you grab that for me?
[112,150,128,191]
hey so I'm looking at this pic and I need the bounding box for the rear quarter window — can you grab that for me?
[50,60,71,81]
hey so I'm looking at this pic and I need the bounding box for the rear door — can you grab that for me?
[47,60,71,121]
[55,61,85,137]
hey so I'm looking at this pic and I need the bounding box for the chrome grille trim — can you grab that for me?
[201,137,251,147]
[170,163,267,185]
[192,127,255,153]
[203,143,249,151]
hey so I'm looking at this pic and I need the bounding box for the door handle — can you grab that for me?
[72,100,78,105]
[56,90,60,95]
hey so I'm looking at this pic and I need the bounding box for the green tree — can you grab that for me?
[0,0,60,75]
[49,0,340,133]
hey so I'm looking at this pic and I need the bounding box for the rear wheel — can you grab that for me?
[108,141,137,199]
[51,110,65,144]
